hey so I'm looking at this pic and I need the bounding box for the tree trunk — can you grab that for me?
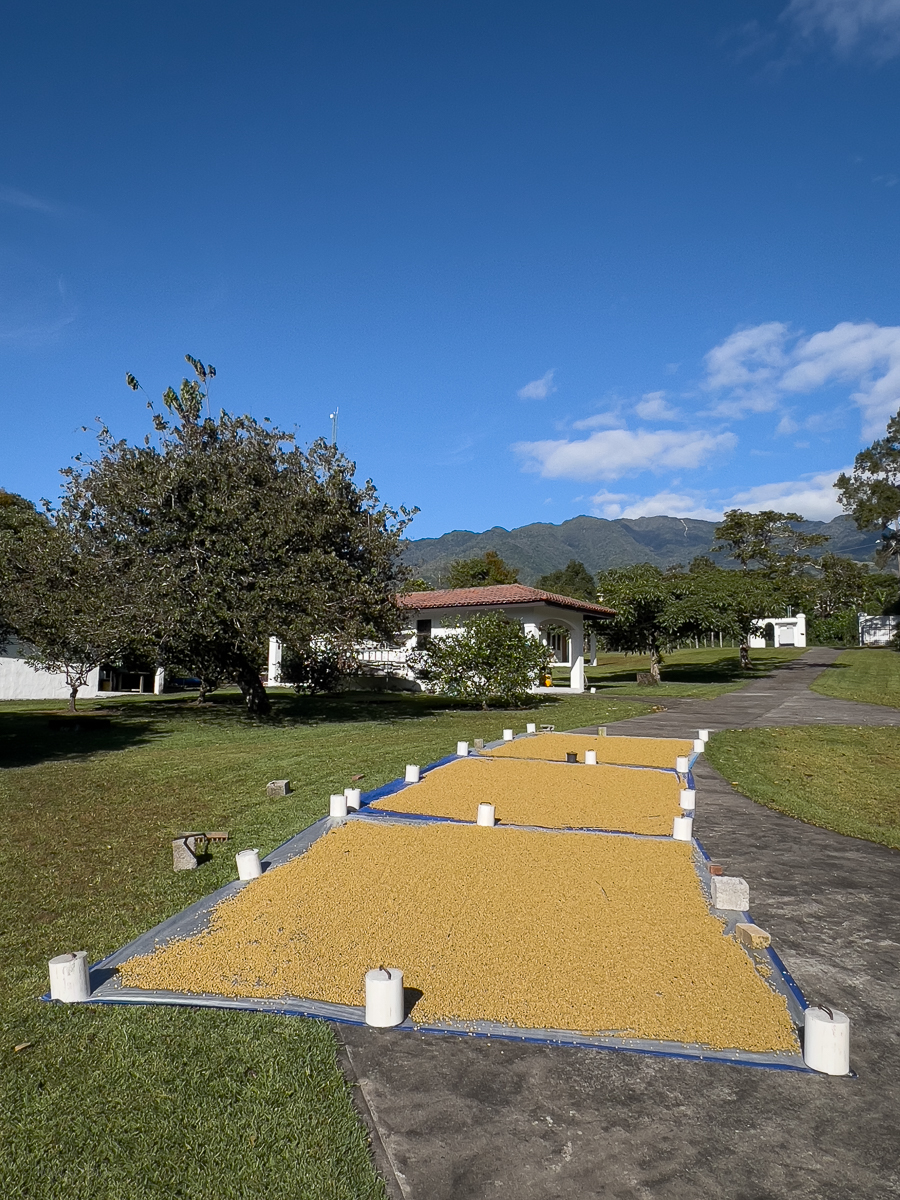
[649,645,661,683]
[68,685,79,712]
[237,668,271,716]
[739,640,751,669]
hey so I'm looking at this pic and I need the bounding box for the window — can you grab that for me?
[416,618,432,650]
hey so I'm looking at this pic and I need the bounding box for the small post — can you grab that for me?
[680,788,696,810]
[502,729,514,741]
[585,750,597,765]
[672,816,693,841]
[526,723,537,734]
[477,803,496,826]
[236,849,262,880]
[365,967,404,1027]
[697,729,710,742]
[344,787,362,810]
[48,951,90,1003]
[692,739,704,754]
[404,764,421,783]
[456,741,469,757]
[329,793,348,818]
[675,755,690,774]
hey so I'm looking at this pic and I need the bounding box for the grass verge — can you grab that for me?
[809,647,900,709]
[0,687,648,1199]
[706,726,900,850]
[572,646,807,698]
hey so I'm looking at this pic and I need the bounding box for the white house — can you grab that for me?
[371,584,614,694]
[0,638,163,701]
[748,613,807,650]
[858,613,900,646]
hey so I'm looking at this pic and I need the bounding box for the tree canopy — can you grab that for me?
[446,550,518,588]
[534,559,596,602]
[836,406,900,578]
[712,509,827,574]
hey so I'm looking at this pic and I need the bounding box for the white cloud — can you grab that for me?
[517,369,557,400]
[634,391,681,421]
[591,489,724,521]
[728,468,850,521]
[785,0,900,59]
[0,185,59,214]
[572,411,622,430]
[512,427,737,482]
[704,320,900,436]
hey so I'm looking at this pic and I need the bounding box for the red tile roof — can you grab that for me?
[397,584,615,617]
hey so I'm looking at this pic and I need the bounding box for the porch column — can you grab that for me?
[268,636,283,685]
[569,617,585,693]
[153,667,165,695]
[589,631,597,666]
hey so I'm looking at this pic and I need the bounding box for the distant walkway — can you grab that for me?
[593,647,900,737]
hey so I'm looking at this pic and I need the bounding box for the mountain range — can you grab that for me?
[401,515,881,586]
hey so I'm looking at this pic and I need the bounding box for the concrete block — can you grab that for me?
[473,738,485,750]
[172,837,198,871]
[710,875,750,911]
[266,779,292,797]
[736,922,771,949]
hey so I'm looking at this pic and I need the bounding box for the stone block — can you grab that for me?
[266,779,292,797]
[735,922,771,949]
[172,837,198,871]
[710,875,750,911]
[473,739,485,750]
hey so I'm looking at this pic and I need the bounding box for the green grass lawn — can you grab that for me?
[706,726,900,850]
[0,687,649,1199]
[809,647,900,709]
[567,646,808,698]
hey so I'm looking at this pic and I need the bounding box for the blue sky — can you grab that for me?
[2,1,900,538]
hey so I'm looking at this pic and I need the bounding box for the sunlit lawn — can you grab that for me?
[553,646,808,698]
[809,647,900,710]
[0,687,649,1199]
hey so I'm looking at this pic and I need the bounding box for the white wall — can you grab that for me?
[0,640,101,701]
[859,614,900,646]
[748,614,806,650]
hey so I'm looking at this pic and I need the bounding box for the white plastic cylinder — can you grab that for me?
[804,1006,850,1075]
[675,755,690,774]
[503,728,514,741]
[477,803,496,826]
[585,750,597,765]
[236,848,262,880]
[680,788,696,810]
[329,793,348,818]
[344,787,362,811]
[48,951,90,1003]
[526,722,536,734]
[456,741,469,757]
[693,739,704,754]
[698,729,710,742]
[365,967,404,1027]
[404,764,420,783]
[672,816,693,841]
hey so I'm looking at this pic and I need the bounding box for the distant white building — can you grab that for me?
[748,613,807,650]
[0,638,162,701]
[858,613,900,646]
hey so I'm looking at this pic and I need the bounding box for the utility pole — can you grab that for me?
[329,407,339,445]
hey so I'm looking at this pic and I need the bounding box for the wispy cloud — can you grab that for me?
[512,427,736,482]
[572,411,622,430]
[634,391,681,421]
[590,468,848,523]
[784,0,900,60]
[517,369,557,401]
[0,185,60,215]
[703,320,900,435]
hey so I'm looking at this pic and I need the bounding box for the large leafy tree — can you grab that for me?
[680,567,780,669]
[446,550,519,588]
[409,612,552,707]
[836,407,900,578]
[534,559,596,602]
[58,358,414,715]
[713,509,828,575]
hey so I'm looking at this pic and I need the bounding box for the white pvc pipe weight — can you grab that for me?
[236,849,262,880]
[675,755,690,773]
[329,793,348,818]
[585,750,597,765]
[365,967,404,1027]
[672,816,693,841]
[405,764,420,783]
[680,788,696,810]
[502,729,514,741]
[477,803,496,826]
[344,787,362,811]
[526,723,537,734]
[456,741,469,757]
[693,739,704,754]
[48,951,90,1003]
[697,729,710,742]
[804,1006,850,1075]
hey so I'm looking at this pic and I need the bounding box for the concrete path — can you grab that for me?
[338,649,900,1200]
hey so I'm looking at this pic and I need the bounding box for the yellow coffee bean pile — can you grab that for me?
[487,733,695,768]
[371,756,682,834]
[119,821,798,1053]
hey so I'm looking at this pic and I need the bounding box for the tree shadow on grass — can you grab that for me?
[0,708,160,770]
[586,650,807,689]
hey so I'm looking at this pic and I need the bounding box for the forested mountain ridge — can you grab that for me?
[401,514,880,586]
